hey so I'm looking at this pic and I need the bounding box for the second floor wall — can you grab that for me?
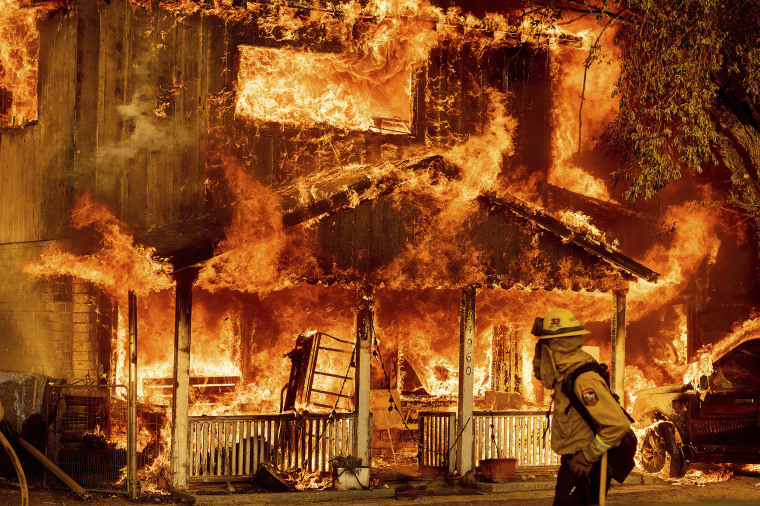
[0,0,557,244]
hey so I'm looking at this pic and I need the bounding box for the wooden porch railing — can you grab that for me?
[188,412,357,483]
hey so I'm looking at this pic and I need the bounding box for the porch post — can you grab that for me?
[170,269,196,491]
[127,291,138,499]
[611,289,627,403]
[355,284,373,469]
[456,286,476,475]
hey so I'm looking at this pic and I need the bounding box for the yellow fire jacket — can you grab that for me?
[550,362,632,462]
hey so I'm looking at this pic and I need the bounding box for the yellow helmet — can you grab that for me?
[531,308,591,339]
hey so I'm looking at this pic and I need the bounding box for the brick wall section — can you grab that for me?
[0,241,101,381]
[72,280,100,380]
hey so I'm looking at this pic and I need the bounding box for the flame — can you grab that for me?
[376,287,614,404]
[678,312,760,393]
[548,17,620,200]
[557,210,619,250]
[682,351,714,390]
[235,1,442,131]
[0,0,47,126]
[673,466,734,486]
[114,310,128,395]
[291,469,331,491]
[376,289,462,397]
[236,45,412,132]
[137,418,173,493]
[477,287,609,405]
[130,285,356,416]
[24,193,173,297]
[622,202,725,387]
[444,90,516,196]
[624,365,657,407]
[629,203,722,308]
[197,158,319,294]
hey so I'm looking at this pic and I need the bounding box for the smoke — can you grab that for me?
[95,100,189,164]
[95,58,193,166]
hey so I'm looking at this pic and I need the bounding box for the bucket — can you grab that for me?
[479,458,517,482]
[333,466,370,490]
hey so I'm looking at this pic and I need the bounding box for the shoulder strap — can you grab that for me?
[561,363,601,433]
[561,361,635,431]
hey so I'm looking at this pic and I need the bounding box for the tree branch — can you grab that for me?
[578,8,626,152]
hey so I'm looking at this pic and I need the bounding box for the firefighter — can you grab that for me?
[531,308,632,505]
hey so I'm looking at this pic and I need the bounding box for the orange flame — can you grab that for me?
[548,17,620,200]
[235,1,443,131]
[197,158,320,294]
[24,193,173,297]
[0,0,42,126]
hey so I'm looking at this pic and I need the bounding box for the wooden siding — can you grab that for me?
[318,195,415,276]
[0,0,553,239]
[89,2,222,229]
[0,9,76,244]
[230,40,552,186]
[0,1,232,242]
[315,193,628,291]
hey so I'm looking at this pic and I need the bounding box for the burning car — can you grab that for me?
[632,338,760,477]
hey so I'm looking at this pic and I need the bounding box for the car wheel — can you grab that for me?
[640,423,687,478]
[640,425,667,473]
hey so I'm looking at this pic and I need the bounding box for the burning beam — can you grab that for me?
[279,155,458,227]
[136,155,456,269]
[170,268,197,491]
[611,290,626,401]
[128,291,138,499]
[479,193,660,283]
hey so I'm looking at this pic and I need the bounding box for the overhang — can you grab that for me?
[137,156,659,288]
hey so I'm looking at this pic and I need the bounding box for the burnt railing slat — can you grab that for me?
[419,410,560,471]
[188,412,359,482]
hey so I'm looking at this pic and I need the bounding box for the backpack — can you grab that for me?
[560,361,637,483]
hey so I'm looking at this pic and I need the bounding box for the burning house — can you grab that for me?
[0,0,758,497]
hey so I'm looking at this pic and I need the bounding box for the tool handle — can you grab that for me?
[599,451,608,506]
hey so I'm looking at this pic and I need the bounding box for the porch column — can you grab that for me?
[354,284,373,468]
[127,291,138,499]
[456,286,476,475]
[611,289,627,402]
[170,268,197,491]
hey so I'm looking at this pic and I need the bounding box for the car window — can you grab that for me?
[711,341,760,390]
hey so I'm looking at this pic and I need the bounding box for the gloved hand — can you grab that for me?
[568,451,593,478]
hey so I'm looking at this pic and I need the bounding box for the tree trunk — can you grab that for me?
[711,100,760,235]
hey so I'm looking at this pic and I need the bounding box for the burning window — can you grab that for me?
[235,45,413,134]
[0,0,40,127]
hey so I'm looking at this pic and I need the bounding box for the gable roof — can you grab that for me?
[138,155,659,287]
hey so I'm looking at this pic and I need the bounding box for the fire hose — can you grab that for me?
[0,430,29,506]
